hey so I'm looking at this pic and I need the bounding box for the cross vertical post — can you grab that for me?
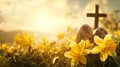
[87,5,107,29]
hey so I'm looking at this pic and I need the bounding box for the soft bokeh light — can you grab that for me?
[0,0,119,33]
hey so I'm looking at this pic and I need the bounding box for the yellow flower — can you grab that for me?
[91,34,117,62]
[38,43,47,53]
[7,46,18,53]
[14,32,34,46]
[41,36,47,44]
[67,25,73,32]
[57,32,65,40]
[64,40,90,67]
[84,40,94,49]
[0,43,9,50]
[114,30,120,36]
[0,44,10,56]
[67,33,76,42]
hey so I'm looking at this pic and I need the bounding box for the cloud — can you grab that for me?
[80,0,111,28]
[0,0,82,33]
[0,0,111,33]
[102,0,108,4]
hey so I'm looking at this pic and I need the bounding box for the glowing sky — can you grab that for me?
[0,0,119,33]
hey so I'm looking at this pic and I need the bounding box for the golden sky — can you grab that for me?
[0,0,119,33]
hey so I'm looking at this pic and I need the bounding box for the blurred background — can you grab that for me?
[0,0,119,42]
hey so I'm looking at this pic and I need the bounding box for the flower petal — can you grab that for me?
[104,34,112,42]
[64,51,73,58]
[82,49,91,55]
[107,51,112,56]
[91,46,102,54]
[71,59,77,67]
[79,56,87,64]
[70,44,80,53]
[100,52,108,62]
[111,51,117,57]
[78,40,85,49]
[94,36,104,47]
[85,40,94,49]
[107,51,117,57]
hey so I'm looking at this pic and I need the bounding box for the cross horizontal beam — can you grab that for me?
[87,5,107,29]
[87,14,106,17]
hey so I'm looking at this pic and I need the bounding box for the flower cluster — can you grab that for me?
[64,34,117,67]
[0,26,119,67]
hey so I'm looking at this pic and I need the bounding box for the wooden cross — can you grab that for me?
[87,5,107,29]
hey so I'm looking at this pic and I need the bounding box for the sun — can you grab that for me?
[25,8,70,33]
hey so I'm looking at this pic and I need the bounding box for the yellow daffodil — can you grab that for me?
[64,40,91,67]
[14,32,34,46]
[114,30,120,36]
[38,43,47,53]
[0,44,10,56]
[7,46,14,54]
[67,33,76,42]
[41,36,47,43]
[66,25,76,42]
[67,25,73,32]
[7,46,18,54]
[57,32,65,40]
[91,34,117,62]
[84,40,94,49]
[0,43,9,50]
